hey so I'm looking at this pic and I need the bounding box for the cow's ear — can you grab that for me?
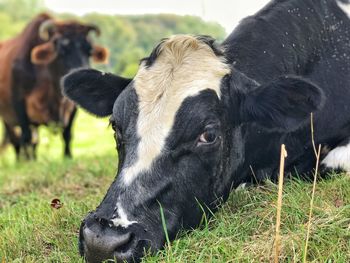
[240,76,324,131]
[91,45,109,64]
[31,41,57,65]
[62,69,132,117]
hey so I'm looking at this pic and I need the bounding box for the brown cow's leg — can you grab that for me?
[31,126,39,160]
[62,107,77,158]
[13,100,33,160]
[18,127,38,160]
[3,123,21,159]
[0,122,10,153]
[11,60,35,160]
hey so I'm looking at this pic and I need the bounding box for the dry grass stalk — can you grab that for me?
[274,144,288,263]
[249,165,258,184]
[303,145,321,262]
[303,113,322,262]
[310,112,317,157]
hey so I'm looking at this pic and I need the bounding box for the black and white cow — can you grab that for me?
[63,0,350,262]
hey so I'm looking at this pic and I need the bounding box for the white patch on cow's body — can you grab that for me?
[235,183,247,191]
[111,203,137,228]
[321,142,350,172]
[121,35,230,185]
[337,0,350,18]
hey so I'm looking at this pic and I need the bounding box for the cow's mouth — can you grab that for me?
[79,213,154,263]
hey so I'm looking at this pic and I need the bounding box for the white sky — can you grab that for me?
[43,0,270,34]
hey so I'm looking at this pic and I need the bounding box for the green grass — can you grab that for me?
[0,111,349,262]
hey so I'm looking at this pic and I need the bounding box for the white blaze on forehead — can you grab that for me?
[337,0,350,18]
[111,203,137,228]
[121,35,230,185]
[321,142,350,172]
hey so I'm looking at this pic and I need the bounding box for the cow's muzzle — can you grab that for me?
[79,212,151,263]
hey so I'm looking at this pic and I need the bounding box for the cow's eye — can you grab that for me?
[198,130,218,145]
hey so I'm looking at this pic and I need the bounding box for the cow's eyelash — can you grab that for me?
[108,120,118,132]
[108,119,113,127]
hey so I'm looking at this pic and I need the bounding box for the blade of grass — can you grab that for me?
[195,197,209,229]
[157,201,171,247]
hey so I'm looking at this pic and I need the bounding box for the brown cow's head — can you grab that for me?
[28,18,108,129]
[31,19,108,68]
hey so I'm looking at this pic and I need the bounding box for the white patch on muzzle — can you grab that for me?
[321,142,350,172]
[337,0,350,18]
[121,35,230,185]
[111,203,137,228]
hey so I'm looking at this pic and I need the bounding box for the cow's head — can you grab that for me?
[63,35,324,262]
[31,19,108,70]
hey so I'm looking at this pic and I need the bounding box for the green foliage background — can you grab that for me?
[0,0,226,78]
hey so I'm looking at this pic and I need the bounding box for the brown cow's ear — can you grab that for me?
[91,45,109,64]
[31,41,57,65]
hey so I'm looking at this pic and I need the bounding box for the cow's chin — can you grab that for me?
[81,240,153,263]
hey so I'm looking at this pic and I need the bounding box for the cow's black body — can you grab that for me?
[63,0,350,262]
[224,0,350,184]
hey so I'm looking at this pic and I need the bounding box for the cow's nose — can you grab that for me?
[80,215,135,263]
[82,227,132,262]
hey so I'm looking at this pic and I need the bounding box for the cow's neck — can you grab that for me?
[47,61,68,92]
[223,0,336,83]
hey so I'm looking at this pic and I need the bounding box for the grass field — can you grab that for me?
[0,110,349,262]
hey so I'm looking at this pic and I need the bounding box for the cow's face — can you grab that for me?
[63,35,323,262]
[31,20,108,71]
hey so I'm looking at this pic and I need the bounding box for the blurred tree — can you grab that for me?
[86,14,227,76]
[0,13,23,39]
[0,0,44,21]
[83,14,138,73]
[0,1,227,77]
[0,0,45,38]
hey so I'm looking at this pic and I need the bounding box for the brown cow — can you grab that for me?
[0,13,108,159]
